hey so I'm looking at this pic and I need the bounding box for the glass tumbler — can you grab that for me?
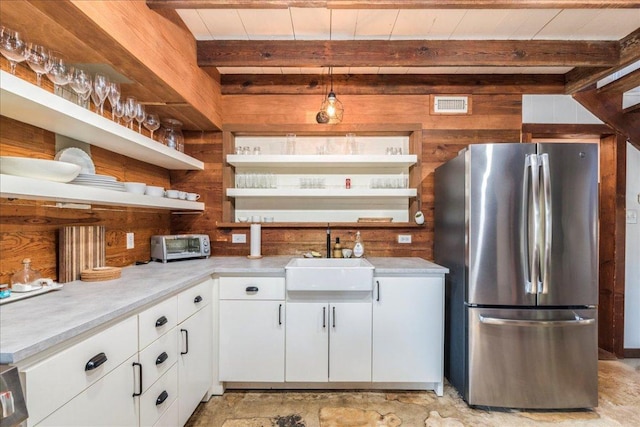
[162,119,183,151]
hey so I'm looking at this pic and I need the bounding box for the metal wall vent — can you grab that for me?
[433,96,469,113]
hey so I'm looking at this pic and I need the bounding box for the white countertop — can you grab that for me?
[0,256,447,364]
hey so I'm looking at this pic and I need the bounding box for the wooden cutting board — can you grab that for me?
[58,226,106,283]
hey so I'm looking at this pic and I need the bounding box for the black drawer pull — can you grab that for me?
[155,351,169,365]
[278,304,282,325]
[245,286,259,293]
[194,295,203,304]
[155,316,168,328]
[156,390,169,406]
[85,352,107,371]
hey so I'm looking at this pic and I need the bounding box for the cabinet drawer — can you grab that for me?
[139,327,178,393]
[140,363,178,427]
[139,297,177,350]
[24,316,138,426]
[153,398,178,427]
[177,278,212,323]
[219,276,285,300]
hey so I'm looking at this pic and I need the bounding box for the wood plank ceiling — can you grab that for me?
[147,0,640,142]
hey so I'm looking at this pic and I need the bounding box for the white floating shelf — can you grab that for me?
[227,188,417,198]
[0,70,204,171]
[1,174,204,211]
[226,154,417,168]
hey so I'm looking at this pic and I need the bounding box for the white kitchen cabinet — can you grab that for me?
[139,364,178,427]
[37,354,139,427]
[219,276,285,382]
[372,276,444,395]
[177,279,213,427]
[286,301,371,382]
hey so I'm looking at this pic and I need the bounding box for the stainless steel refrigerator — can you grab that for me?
[434,142,598,409]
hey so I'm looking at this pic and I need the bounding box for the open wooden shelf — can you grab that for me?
[216,221,422,228]
[227,154,417,168]
[226,188,417,198]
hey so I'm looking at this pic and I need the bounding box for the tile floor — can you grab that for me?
[185,359,640,427]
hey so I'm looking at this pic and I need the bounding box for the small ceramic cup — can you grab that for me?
[251,215,261,223]
[414,211,425,225]
[342,248,353,258]
[187,192,200,201]
[178,191,187,200]
[165,189,179,199]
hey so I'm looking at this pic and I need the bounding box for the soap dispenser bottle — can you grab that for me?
[353,231,364,258]
[333,237,343,258]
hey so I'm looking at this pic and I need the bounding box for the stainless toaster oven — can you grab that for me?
[150,234,210,263]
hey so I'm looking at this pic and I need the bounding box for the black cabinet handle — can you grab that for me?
[132,362,142,397]
[180,328,189,355]
[155,351,169,365]
[332,306,336,328]
[194,295,203,304]
[156,390,169,406]
[85,352,107,371]
[322,306,326,328]
[278,304,282,325]
[245,286,259,293]
[155,316,168,328]
[376,280,381,302]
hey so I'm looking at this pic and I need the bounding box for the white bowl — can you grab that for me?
[237,216,248,223]
[123,182,146,194]
[0,156,81,183]
[145,185,165,197]
[165,189,179,199]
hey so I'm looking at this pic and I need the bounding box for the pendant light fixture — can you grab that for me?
[316,67,343,124]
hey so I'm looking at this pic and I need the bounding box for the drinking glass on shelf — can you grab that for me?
[134,103,146,133]
[45,53,72,95]
[124,96,137,129]
[107,82,121,120]
[143,113,160,140]
[285,133,296,155]
[69,68,92,106]
[113,99,124,124]
[93,73,110,115]
[79,85,92,109]
[346,133,358,155]
[90,86,100,112]
[0,26,27,75]
[24,42,50,86]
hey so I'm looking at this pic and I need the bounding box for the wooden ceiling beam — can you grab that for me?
[198,40,619,68]
[219,73,565,95]
[565,28,640,94]
[147,0,640,9]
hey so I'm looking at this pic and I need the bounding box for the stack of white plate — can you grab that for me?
[69,174,126,192]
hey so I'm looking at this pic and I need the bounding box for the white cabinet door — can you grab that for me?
[178,304,213,426]
[219,300,285,382]
[372,276,444,384]
[329,302,372,382]
[37,355,139,427]
[285,302,329,382]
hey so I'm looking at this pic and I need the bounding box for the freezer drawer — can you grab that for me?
[467,307,598,409]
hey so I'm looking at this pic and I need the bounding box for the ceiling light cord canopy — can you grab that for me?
[316,67,343,124]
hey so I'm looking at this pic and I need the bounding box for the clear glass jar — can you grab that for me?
[161,118,184,152]
[11,258,41,287]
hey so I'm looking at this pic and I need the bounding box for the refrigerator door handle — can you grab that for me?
[540,153,552,295]
[522,155,532,289]
[525,154,541,294]
[479,314,595,327]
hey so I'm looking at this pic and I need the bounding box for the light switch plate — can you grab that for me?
[232,234,247,243]
[126,232,135,249]
[627,209,638,224]
[398,234,412,244]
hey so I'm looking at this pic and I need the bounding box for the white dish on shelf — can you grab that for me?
[124,182,147,194]
[0,156,82,183]
[54,147,96,174]
[145,186,165,197]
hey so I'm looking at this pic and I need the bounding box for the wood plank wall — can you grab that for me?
[0,116,172,284]
[171,93,522,259]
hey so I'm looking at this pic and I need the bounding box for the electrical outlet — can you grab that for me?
[398,234,412,244]
[126,232,135,249]
[627,209,638,224]
[232,234,247,243]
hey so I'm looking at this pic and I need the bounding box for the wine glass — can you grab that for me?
[0,26,27,75]
[79,84,92,110]
[134,103,146,133]
[106,82,121,120]
[123,96,137,129]
[113,99,124,124]
[45,53,72,95]
[24,42,50,86]
[69,68,92,106]
[93,73,110,115]
[143,113,160,140]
